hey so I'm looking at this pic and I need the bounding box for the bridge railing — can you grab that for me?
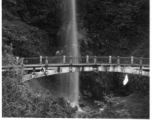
[97,56,109,64]
[2,56,23,66]
[133,57,140,65]
[62,56,87,64]
[120,57,131,65]
[133,57,149,65]
[65,56,72,63]
[2,56,149,66]
[88,56,94,63]
[142,58,149,65]
[24,57,40,64]
[48,56,63,64]
[80,56,87,63]
[111,57,117,64]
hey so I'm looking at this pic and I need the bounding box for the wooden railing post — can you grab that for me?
[63,56,66,64]
[70,56,72,64]
[45,56,48,64]
[117,56,120,65]
[86,55,89,63]
[40,56,42,64]
[94,56,97,64]
[131,56,134,65]
[140,57,142,65]
[109,56,112,64]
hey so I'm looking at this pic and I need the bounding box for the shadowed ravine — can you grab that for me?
[25,74,149,118]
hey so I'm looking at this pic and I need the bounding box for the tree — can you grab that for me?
[77,0,149,56]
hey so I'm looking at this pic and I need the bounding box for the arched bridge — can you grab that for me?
[2,56,149,81]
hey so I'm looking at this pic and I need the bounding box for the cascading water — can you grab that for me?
[67,0,80,110]
[59,0,81,110]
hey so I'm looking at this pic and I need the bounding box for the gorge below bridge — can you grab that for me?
[2,56,149,82]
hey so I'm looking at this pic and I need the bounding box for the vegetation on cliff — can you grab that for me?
[2,0,149,118]
[2,51,76,117]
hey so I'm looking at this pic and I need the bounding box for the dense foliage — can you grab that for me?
[3,76,76,117]
[77,0,149,57]
[2,0,149,118]
[2,51,76,117]
[80,72,149,100]
[2,0,149,57]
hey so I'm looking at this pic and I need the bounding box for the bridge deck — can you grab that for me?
[21,65,149,82]
[2,56,149,81]
[2,63,149,68]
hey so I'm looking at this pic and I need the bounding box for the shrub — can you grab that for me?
[2,51,76,117]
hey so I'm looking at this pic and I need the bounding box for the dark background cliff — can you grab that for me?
[2,0,149,58]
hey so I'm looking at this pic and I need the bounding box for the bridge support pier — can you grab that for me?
[103,65,107,73]
[93,66,98,72]
[82,66,84,72]
[57,67,60,73]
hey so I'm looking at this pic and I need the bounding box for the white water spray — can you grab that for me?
[59,0,82,111]
[123,74,129,86]
[69,0,81,111]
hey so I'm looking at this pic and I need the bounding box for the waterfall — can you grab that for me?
[66,0,80,109]
[59,0,81,111]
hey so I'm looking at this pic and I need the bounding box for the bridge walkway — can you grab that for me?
[2,56,149,81]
